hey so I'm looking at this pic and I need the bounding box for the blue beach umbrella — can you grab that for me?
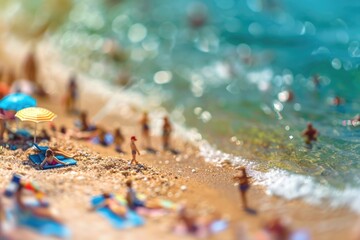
[0,93,37,112]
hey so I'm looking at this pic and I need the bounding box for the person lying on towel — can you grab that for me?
[39,149,69,169]
[15,182,63,224]
[93,193,127,219]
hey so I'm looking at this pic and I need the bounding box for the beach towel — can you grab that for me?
[28,154,77,170]
[33,143,49,152]
[7,204,70,239]
[290,230,311,240]
[173,219,228,238]
[91,195,144,229]
[115,194,176,217]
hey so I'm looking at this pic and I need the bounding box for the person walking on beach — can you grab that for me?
[130,136,140,165]
[140,112,151,148]
[114,128,125,153]
[162,116,172,150]
[302,123,318,147]
[233,167,251,210]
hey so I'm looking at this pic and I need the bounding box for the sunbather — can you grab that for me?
[49,143,74,158]
[39,149,69,169]
[174,205,225,236]
[93,193,127,219]
[15,182,62,224]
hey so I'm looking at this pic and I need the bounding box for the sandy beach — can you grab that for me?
[0,38,359,240]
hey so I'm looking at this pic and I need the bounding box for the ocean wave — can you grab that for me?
[197,139,360,214]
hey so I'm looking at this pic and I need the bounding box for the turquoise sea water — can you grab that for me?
[2,0,360,210]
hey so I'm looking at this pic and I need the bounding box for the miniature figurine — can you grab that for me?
[176,204,198,233]
[97,128,108,146]
[233,167,251,210]
[302,123,318,146]
[125,179,163,210]
[47,143,75,159]
[130,136,140,165]
[64,74,78,114]
[125,179,145,210]
[39,129,51,141]
[140,112,151,148]
[77,111,96,132]
[263,217,290,240]
[162,116,172,150]
[49,123,57,137]
[93,193,127,218]
[60,125,67,135]
[15,182,62,223]
[39,149,69,169]
[79,111,89,131]
[114,128,125,153]
[332,96,343,106]
[312,74,321,89]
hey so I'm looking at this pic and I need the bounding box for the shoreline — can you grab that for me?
[0,37,359,239]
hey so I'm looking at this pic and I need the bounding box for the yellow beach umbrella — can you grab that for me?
[15,107,57,143]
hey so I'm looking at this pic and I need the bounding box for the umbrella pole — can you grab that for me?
[34,122,37,143]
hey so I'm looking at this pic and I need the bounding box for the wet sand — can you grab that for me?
[0,39,358,240]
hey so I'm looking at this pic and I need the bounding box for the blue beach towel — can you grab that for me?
[33,143,49,152]
[28,154,77,170]
[91,195,144,229]
[8,205,70,239]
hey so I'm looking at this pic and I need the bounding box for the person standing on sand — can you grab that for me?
[114,128,125,153]
[65,74,78,114]
[233,167,251,210]
[302,123,318,146]
[140,112,151,148]
[130,136,140,165]
[162,116,172,150]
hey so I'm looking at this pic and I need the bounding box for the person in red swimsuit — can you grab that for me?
[39,149,68,169]
[302,123,318,146]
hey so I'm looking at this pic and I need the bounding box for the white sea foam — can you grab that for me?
[39,39,360,216]
[196,138,360,214]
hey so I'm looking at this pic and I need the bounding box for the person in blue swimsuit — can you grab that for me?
[233,167,251,210]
